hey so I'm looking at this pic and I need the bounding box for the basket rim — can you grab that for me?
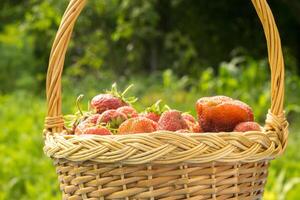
[46,129,269,139]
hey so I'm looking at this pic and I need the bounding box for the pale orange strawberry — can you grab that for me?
[186,120,203,133]
[175,129,191,133]
[118,117,158,134]
[182,113,197,123]
[196,96,254,132]
[83,126,112,135]
[234,122,261,132]
[75,121,91,135]
[158,110,188,131]
[140,112,161,122]
[85,114,101,124]
[182,113,203,133]
[97,110,127,128]
[117,106,138,118]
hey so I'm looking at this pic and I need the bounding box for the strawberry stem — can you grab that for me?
[76,94,84,116]
[105,123,118,134]
[87,100,91,112]
[106,83,138,105]
[145,100,170,114]
[163,104,171,111]
[154,99,162,108]
[121,84,134,96]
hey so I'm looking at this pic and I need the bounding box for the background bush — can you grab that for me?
[1,0,300,93]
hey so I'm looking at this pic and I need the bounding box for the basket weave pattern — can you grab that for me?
[56,160,269,200]
[44,0,288,199]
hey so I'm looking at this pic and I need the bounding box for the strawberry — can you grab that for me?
[118,117,158,134]
[85,114,101,124]
[141,112,161,122]
[182,113,203,133]
[75,118,112,135]
[65,95,94,134]
[175,129,191,133]
[75,121,92,135]
[182,113,197,123]
[186,120,202,132]
[141,100,169,122]
[234,122,261,132]
[91,94,126,114]
[91,83,137,114]
[97,110,127,128]
[117,106,138,118]
[70,113,101,134]
[196,96,254,132]
[82,126,112,135]
[158,110,188,131]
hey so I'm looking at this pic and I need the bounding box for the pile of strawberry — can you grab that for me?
[66,84,261,136]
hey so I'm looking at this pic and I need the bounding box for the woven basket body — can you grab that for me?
[44,0,288,199]
[56,159,269,200]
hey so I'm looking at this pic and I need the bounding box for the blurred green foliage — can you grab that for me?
[1,0,300,199]
[1,0,300,93]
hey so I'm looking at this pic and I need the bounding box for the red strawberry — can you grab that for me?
[175,129,191,133]
[118,117,158,134]
[196,96,254,132]
[182,113,197,123]
[91,83,137,114]
[85,114,101,124]
[141,100,169,122]
[73,114,101,134]
[83,126,112,135]
[97,110,127,128]
[186,121,203,133]
[158,110,188,131]
[140,112,161,122]
[66,95,95,134]
[117,106,138,118]
[182,113,203,133]
[75,121,92,135]
[234,122,261,132]
[91,94,127,114]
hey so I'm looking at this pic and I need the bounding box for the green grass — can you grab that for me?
[0,92,60,200]
[0,85,299,199]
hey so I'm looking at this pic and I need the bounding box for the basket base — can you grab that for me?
[54,159,269,200]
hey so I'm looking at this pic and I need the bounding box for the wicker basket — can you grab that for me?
[44,0,289,199]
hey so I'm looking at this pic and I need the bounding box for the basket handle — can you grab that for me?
[44,0,285,133]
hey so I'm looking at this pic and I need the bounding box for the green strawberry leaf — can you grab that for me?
[145,100,170,115]
[106,83,138,105]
